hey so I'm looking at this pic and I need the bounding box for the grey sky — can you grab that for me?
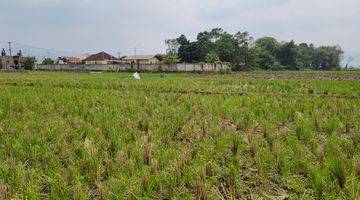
[1,0,360,66]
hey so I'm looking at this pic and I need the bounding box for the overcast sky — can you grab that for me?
[1,0,359,66]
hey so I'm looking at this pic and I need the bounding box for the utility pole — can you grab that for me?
[134,44,141,64]
[134,44,141,59]
[8,42,12,56]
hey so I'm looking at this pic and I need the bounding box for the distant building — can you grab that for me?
[57,57,67,65]
[83,52,119,65]
[0,56,16,69]
[124,55,160,64]
[0,55,36,70]
[78,54,90,61]
[66,56,82,64]
[56,54,90,64]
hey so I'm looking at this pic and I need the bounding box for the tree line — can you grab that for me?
[165,28,344,70]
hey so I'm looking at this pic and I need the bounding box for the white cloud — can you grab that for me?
[1,0,359,65]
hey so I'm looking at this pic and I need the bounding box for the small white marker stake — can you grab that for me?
[133,72,141,80]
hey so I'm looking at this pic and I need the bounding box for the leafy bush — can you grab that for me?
[20,57,36,70]
[270,65,285,71]
[219,67,231,74]
[204,52,220,63]
[164,54,180,64]
[42,58,55,65]
[284,66,300,71]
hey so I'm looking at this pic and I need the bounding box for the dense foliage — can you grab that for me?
[42,58,55,65]
[167,28,344,70]
[163,54,181,64]
[20,57,36,70]
[204,52,220,63]
[0,72,359,199]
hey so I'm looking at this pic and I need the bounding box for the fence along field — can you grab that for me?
[0,71,359,199]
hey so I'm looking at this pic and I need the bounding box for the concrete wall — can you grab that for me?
[37,63,229,72]
[85,60,109,65]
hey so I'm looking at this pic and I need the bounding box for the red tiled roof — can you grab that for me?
[83,52,118,61]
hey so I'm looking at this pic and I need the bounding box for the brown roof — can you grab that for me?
[83,52,118,61]
[124,55,156,60]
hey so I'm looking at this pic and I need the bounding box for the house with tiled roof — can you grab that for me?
[123,55,160,64]
[83,52,119,65]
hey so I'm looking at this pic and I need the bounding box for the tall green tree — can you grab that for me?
[173,28,344,70]
[209,28,224,42]
[278,40,298,67]
[165,39,180,55]
[254,37,280,57]
[313,46,343,70]
[196,31,215,61]
[248,46,276,70]
[177,35,197,63]
[296,43,314,68]
[234,31,253,66]
[214,32,239,64]
[258,51,276,70]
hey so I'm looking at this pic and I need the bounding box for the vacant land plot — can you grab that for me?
[231,71,360,81]
[0,71,359,199]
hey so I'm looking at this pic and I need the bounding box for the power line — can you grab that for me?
[12,42,82,55]
[0,40,142,58]
[0,40,84,55]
